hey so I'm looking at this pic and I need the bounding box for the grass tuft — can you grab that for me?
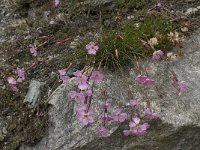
[74,15,177,69]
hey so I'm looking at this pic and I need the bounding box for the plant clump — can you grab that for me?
[75,14,179,69]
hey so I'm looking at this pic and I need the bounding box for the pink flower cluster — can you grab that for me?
[97,100,128,137]
[123,98,159,136]
[68,70,104,126]
[135,75,155,87]
[66,64,161,138]
[96,95,159,137]
[7,67,26,92]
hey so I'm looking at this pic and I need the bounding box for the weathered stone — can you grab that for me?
[0,0,47,43]
[185,7,199,15]
[0,118,7,142]
[20,29,200,150]
[24,80,45,108]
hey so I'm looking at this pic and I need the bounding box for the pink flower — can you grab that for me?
[7,77,17,85]
[144,108,160,120]
[96,126,110,137]
[123,130,131,136]
[129,117,141,127]
[29,44,37,57]
[58,69,66,76]
[152,50,164,60]
[156,0,161,11]
[178,81,187,96]
[123,117,150,136]
[127,99,141,107]
[7,77,18,92]
[135,75,147,83]
[16,67,26,80]
[90,71,104,83]
[54,0,60,7]
[135,75,155,87]
[68,91,85,104]
[74,92,85,104]
[99,113,112,121]
[60,75,70,84]
[58,69,70,84]
[111,108,127,122]
[86,41,99,55]
[171,72,187,96]
[83,89,93,97]
[76,105,94,125]
[75,74,88,85]
[100,101,111,109]
[77,77,87,85]
[10,85,18,92]
[78,83,89,91]
[73,70,83,77]
[144,78,155,86]
[74,72,88,90]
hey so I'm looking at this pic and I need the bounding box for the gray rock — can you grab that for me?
[24,80,45,108]
[0,118,7,142]
[185,7,199,15]
[0,79,6,89]
[20,29,200,150]
[0,0,46,43]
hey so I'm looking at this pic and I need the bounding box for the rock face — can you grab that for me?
[19,29,200,150]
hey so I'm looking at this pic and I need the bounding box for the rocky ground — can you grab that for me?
[0,0,200,150]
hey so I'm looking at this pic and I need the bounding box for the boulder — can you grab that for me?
[20,29,200,150]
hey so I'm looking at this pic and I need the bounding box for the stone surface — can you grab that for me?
[0,118,7,142]
[0,0,47,43]
[185,7,199,15]
[20,29,200,150]
[24,80,45,107]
